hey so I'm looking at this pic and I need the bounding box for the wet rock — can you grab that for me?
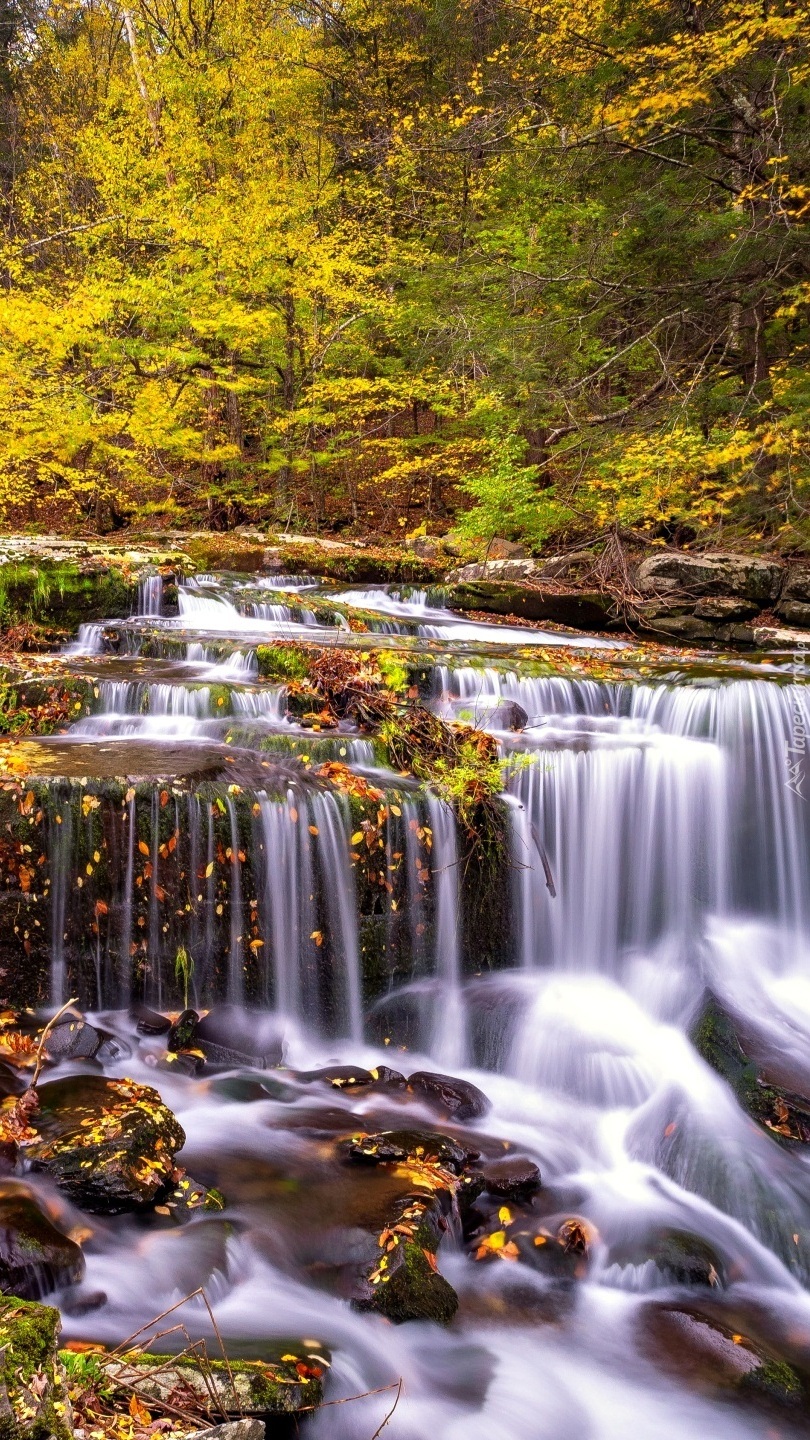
[407,1070,491,1121]
[348,1129,480,1173]
[636,551,783,603]
[692,596,760,621]
[101,1348,325,1417]
[0,1185,85,1298]
[650,1229,725,1287]
[639,1302,807,1415]
[130,1002,171,1036]
[168,1007,200,1051]
[27,1074,186,1212]
[195,1007,281,1069]
[0,1294,73,1439]
[354,1187,459,1325]
[155,1049,204,1078]
[152,1172,226,1224]
[95,1034,132,1064]
[295,1064,406,1092]
[480,1155,541,1199]
[193,1423,266,1440]
[44,1015,104,1063]
[59,1284,107,1315]
[486,700,528,731]
[692,993,810,1144]
[208,1074,298,1103]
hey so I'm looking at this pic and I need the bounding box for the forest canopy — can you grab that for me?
[0,0,807,547]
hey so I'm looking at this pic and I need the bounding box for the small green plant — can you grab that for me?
[174,946,195,1008]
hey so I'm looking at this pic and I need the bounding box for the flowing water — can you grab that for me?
[12,572,810,1437]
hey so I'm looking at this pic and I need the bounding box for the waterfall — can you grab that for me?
[138,573,164,616]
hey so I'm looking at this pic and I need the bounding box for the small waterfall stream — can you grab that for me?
[7,570,810,1439]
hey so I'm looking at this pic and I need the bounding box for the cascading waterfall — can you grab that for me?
[12,567,810,1440]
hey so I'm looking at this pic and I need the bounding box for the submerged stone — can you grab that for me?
[0,1185,84,1298]
[130,1002,172,1036]
[26,1074,185,1213]
[0,1294,73,1439]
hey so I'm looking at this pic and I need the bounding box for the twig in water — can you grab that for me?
[530,823,557,898]
[370,1377,403,1440]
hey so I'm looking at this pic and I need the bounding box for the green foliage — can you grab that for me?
[458,431,572,548]
[174,946,194,1009]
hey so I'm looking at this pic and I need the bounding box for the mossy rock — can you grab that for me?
[101,1348,325,1415]
[27,1074,185,1213]
[692,993,810,1144]
[0,1295,73,1440]
[355,1189,460,1325]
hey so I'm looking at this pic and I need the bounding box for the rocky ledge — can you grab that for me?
[446,548,810,651]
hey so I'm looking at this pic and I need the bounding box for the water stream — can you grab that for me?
[11,572,810,1437]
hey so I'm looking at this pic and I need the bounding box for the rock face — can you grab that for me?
[0,1295,73,1440]
[691,994,810,1144]
[0,1185,85,1298]
[27,1074,186,1212]
[446,574,617,630]
[636,551,784,603]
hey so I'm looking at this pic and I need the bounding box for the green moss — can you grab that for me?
[0,1296,73,1440]
[740,1357,805,1406]
[372,1238,458,1324]
[255,644,310,681]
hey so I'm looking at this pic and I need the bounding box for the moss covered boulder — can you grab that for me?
[0,1295,73,1439]
[26,1074,185,1213]
[692,993,810,1144]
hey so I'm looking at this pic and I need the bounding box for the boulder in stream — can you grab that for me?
[480,1155,541,1199]
[639,1301,807,1418]
[26,1074,186,1213]
[0,1184,85,1298]
[691,993,810,1144]
[0,1294,73,1439]
[407,1070,491,1121]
